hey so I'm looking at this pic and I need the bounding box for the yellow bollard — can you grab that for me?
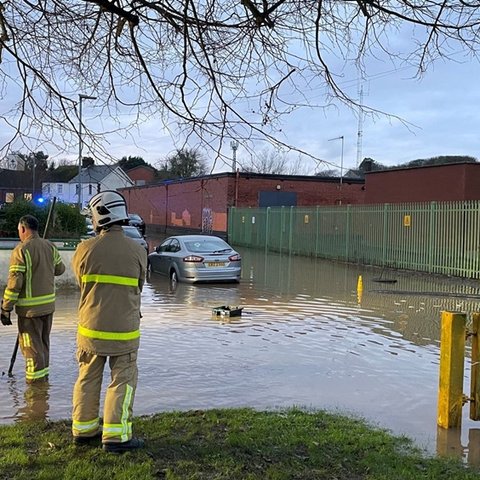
[356,275,363,304]
[437,311,466,429]
[470,313,480,420]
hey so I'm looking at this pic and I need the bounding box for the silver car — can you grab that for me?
[148,235,241,285]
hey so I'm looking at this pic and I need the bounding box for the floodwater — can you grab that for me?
[1,245,480,464]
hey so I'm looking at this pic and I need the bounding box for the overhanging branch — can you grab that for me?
[85,0,139,26]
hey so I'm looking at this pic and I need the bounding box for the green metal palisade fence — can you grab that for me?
[228,201,480,279]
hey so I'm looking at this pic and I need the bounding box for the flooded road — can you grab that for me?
[1,246,480,463]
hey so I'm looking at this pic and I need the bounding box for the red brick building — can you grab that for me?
[364,162,480,204]
[120,172,365,235]
[125,164,156,186]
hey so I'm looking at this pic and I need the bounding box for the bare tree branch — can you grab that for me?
[1,0,479,166]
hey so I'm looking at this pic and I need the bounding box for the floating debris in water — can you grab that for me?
[212,306,243,317]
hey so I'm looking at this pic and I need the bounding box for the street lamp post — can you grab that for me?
[230,140,239,172]
[328,135,345,204]
[78,94,97,210]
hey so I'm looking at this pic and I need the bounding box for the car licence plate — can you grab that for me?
[206,262,226,267]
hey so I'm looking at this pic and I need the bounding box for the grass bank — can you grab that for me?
[0,408,477,479]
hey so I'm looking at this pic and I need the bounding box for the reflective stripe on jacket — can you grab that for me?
[2,233,66,317]
[72,225,147,356]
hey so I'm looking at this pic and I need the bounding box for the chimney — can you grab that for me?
[82,157,94,168]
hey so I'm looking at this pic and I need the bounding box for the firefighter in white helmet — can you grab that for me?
[71,190,147,453]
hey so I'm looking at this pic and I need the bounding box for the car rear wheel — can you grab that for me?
[170,269,178,289]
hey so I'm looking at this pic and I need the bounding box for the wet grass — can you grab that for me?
[0,408,478,479]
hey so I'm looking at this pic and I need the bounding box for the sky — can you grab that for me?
[1,24,480,176]
[68,55,480,176]
[281,55,480,175]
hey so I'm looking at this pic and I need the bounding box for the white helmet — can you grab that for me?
[86,190,129,229]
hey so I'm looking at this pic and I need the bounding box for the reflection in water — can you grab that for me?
[3,247,480,465]
[2,376,50,423]
[17,381,50,422]
[437,427,480,465]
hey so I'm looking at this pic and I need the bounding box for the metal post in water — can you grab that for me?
[470,313,480,420]
[437,311,466,429]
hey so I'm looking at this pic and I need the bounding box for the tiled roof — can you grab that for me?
[0,169,32,188]
[69,165,124,184]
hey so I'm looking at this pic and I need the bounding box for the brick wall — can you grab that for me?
[120,173,365,234]
[236,176,365,207]
[121,176,231,234]
[364,163,480,204]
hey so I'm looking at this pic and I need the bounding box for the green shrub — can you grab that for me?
[0,199,86,238]
[53,202,87,238]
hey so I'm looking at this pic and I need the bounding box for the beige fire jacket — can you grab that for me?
[72,225,147,356]
[2,233,66,317]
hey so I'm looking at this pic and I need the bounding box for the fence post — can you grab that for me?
[228,207,234,244]
[382,203,388,267]
[288,206,294,255]
[470,313,480,420]
[265,207,270,254]
[280,206,285,254]
[428,202,436,274]
[345,205,351,261]
[437,311,466,429]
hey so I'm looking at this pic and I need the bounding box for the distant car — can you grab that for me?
[128,213,146,236]
[122,225,148,253]
[148,235,241,285]
[85,217,95,236]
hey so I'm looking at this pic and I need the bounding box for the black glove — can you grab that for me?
[1,309,12,326]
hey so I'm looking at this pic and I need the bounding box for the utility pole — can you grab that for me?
[78,94,97,210]
[31,153,35,201]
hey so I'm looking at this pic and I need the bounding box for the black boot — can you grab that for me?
[73,432,102,446]
[102,437,145,454]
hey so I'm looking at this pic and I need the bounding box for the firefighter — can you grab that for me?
[1,214,66,382]
[71,190,147,453]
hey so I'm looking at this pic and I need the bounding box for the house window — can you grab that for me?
[89,184,93,195]
[44,185,51,194]
[24,193,32,201]
[5,192,14,203]
[58,184,63,194]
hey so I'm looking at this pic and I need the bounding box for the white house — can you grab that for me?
[42,163,134,208]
